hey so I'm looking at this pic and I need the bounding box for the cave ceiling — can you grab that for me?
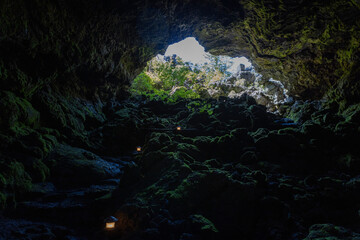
[0,0,359,105]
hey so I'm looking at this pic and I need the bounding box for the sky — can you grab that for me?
[165,37,209,65]
[164,37,252,73]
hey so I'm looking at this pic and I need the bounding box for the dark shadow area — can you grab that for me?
[1,94,360,239]
[1,0,360,239]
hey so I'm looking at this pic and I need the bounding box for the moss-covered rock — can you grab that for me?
[1,0,359,106]
[0,1,359,238]
[305,224,360,240]
[0,91,40,132]
[31,159,50,182]
[240,151,258,165]
[189,214,219,234]
[47,144,121,187]
[0,160,33,202]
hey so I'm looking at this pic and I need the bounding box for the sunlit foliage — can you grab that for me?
[130,54,229,103]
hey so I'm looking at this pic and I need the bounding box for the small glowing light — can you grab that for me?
[104,216,118,230]
[176,126,181,131]
[106,222,115,229]
[136,146,142,152]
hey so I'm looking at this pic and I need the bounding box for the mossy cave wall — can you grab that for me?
[1,0,359,104]
[195,0,360,105]
[0,0,359,208]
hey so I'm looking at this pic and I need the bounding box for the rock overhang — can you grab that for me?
[0,0,359,107]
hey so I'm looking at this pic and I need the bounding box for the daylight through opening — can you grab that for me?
[130,37,292,112]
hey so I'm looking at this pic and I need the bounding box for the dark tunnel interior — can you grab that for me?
[0,0,360,239]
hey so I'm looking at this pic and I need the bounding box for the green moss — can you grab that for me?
[190,214,219,233]
[95,192,112,201]
[8,161,32,192]
[0,91,40,131]
[350,0,360,9]
[167,172,210,203]
[147,132,173,150]
[278,127,300,136]
[9,122,34,137]
[192,136,213,146]
[0,60,8,80]
[306,223,360,239]
[215,134,232,144]
[234,0,360,100]
[138,46,154,62]
[0,160,32,204]
[41,134,58,154]
[167,178,191,200]
[143,183,166,198]
[187,101,214,115]
[177,143,199,153]
[32,159,50,182]
[336,35,360,73]
[341,103,360,122]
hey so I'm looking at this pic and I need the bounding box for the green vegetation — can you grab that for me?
[0,160,34,209]
[129,55,229,103]
[187,101,215,115]
[191,214,219,233]
[0,91,40,132]
[130,58,200,102]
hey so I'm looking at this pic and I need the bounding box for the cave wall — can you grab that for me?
[195,0,360,106]
[0,0,359,212]
[1,1,360,234]
[0,0,226,101]
[0,0,147,100]
[1,0,359,106]
[0,0,359,152]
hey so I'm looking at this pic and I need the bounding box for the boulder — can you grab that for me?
[304,224,360,240]
[47,144,121,187]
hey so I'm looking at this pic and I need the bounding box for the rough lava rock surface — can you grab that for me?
[0,0,360,240]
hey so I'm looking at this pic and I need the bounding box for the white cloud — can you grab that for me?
[164,37,253,74]
[165,37,209,65]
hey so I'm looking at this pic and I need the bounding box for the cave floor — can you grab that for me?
[2,96,360,240]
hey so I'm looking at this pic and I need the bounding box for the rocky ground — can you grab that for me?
[1,95,360,240]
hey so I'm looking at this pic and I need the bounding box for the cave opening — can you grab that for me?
[1,1,360,239]
[130,37,291,112]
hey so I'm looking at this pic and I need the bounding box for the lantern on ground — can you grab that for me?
[105,216,118,230]
[176,126,181,131]
[136,146,142,152]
